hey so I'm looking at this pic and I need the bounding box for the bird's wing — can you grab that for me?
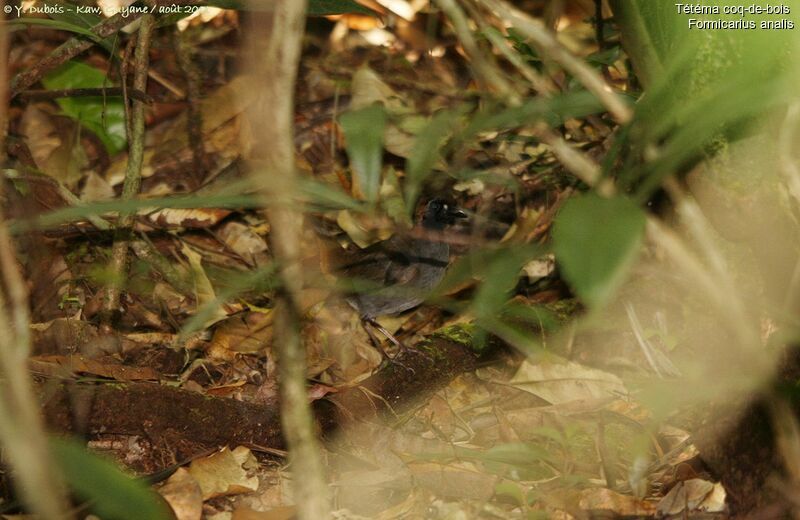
[338,235,420,287]
[380,235,420,286]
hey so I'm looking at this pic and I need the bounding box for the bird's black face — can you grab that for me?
[421,198,467,229]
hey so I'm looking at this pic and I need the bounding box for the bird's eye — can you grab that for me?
[442,204,449,212]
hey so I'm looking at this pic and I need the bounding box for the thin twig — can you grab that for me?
[0,5,71,517]
[435,0,519,102]
[245,1,332,519]
[10,10,147,96]
[102,14,155,321]
[174,27,207,186]
[483,0,632,124]
[535,125,616,196]
[17,87,153,104]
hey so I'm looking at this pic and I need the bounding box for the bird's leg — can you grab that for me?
[361,316,418,373]
[360,318,393,364]
[363,316,433,365]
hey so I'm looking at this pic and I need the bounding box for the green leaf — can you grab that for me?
[52,437,172,520]
[45,1,114,51]
[470,245,541,319]
[42,61,127,154]
[552,194,645,307]
[297,177,368,211]
[307,0,375,15]
[339,104,387,205]
[463,91,604,138]
[609,0,798,198]
[404,108,462,211]
[9,17,101,41]
[12,190,261,232]
[204,0,376,16]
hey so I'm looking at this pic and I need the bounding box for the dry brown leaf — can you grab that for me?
[181,243,221,314]
[578,487,656,516]
[29,354,159,381]
[348,67,423,160]
[107,76,261,185]
[80,171,115,201]
[158,467,203,520]
[208,311,273,359]
[509,357,627,405]
[657,479,726,515]
[188,446,259,500]
[31,318,94,354]
[18,104,70,181]
[216,221,270,267]
[336,209,393,248]
[19,104,60,162]
[407,462,497,501]
[147,208,233,229]
[231,506,296,520]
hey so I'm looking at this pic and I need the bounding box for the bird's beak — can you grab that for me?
[449,208,468,219]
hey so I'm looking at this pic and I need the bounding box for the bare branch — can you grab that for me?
[103,14,155,320]
[244,2,332,519]
[0,5,71,517]
[483,0,633,124]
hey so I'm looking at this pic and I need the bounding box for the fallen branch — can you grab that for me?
[38,324,496,460]
[102,13,154,321]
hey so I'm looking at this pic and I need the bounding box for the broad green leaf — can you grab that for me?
[609,0,799,197]
[52,437,172,520]
[435,244,546,354]
[42,61,126,154]
[339,104,387,205]
[552,194,645,307]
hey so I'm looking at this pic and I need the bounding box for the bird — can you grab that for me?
[337,198,467,367]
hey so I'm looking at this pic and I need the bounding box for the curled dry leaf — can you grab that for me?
[146,208,233,229]
[19,103,80,185]
[216,221,270,267]
[657,479,726,515]
[522,254,556,281]
[81,171,115,201]
[408,462,498,501]
[158,467,203,520]
[509,356,628,405]
[349,67,421,160]
[106,75,261,186]
[207,310,273,360]
[29,354,159,381]
[578,487,657,516]
[181,243,221,314]
[336,209,393,248]
[188,446,260,500]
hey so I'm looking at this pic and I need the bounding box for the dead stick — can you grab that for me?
[38,325,495,450]
[17,87,154,104]
[102,14,154,322]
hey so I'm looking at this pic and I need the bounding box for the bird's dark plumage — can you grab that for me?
[340,199,467,320]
